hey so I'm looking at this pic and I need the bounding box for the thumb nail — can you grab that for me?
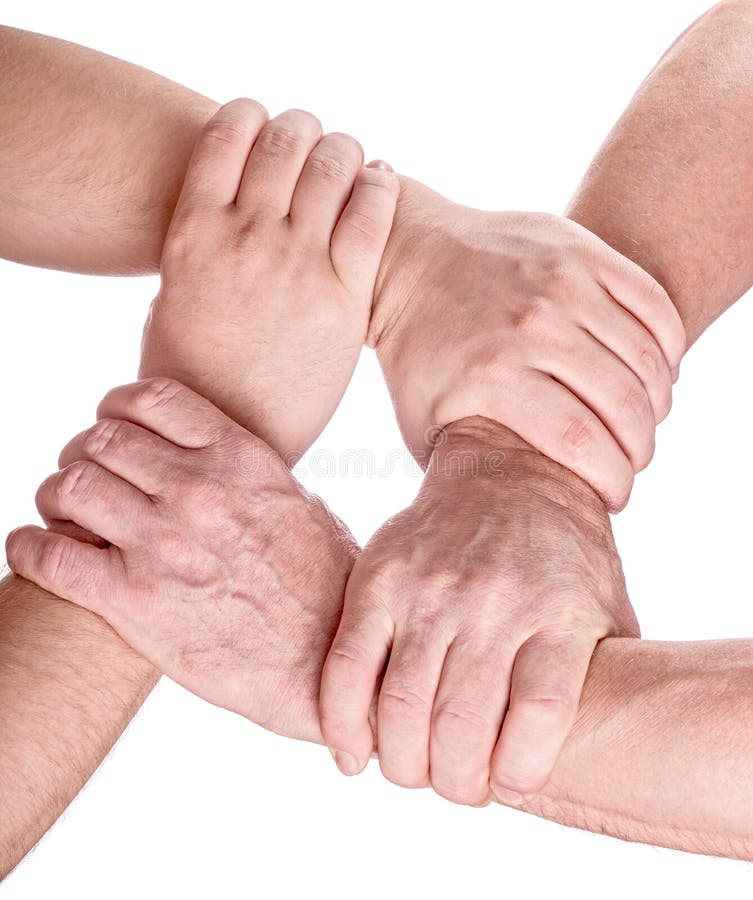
[328,747,360,776]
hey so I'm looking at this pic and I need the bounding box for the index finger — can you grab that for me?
[175,98,268,211]
[598,246,687,370]
[96,378,238,449]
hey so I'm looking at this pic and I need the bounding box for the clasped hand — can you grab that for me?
[7,98,683,807]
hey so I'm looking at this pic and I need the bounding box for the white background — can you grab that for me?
[2,0,753,896]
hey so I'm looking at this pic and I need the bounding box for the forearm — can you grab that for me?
[0,31,219,872]
[0,28,219,873]
[0,574,157,879]
[516,637,753,859]
[567,0,753,346]
[0,26,218,274]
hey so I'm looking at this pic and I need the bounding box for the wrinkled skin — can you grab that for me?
[6,379,357,743]
[315,177,682,802]
[320,417,639,804]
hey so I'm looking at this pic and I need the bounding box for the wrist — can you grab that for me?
[427,417,609,525]
[368,176,450,349]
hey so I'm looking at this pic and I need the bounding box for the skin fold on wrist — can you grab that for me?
[426,416,610,525]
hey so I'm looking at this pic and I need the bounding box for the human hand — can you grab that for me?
[142,99,399,458]
[370,179,686,510]
[319,417,638,804]
[6,379,358,743]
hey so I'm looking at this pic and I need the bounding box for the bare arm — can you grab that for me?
[0,32,219,877]
[0,25,217,274]
[505,0,753,856]
[524,636,753,860]
[0,28,398,876]
[567,0,753,346]
[0,574,157,877]
[3,1,753,868]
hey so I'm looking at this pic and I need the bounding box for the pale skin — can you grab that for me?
[2,0,753,868]
[141,98,399,452]
[0,50,399,877]
[0,21,674,858]
[8,384,753,861]
[320,0,753,803]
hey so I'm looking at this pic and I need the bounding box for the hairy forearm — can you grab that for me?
[567,0,753,346]
[0,29,220,876]
[0,25,218,274]
[515,637,753,859]
[0,574,157,878]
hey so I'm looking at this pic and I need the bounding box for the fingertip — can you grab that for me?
[493,634,591,798]
[605,485,631,514]
[320,644,382,774]
[5,524,41,570]
[365,159,394,173]
[328,747,363,777]
[331,163,399,286]
[490,719,560,800]
[5,525,23,567]
[598,458,633,513]
[492,785,527,808]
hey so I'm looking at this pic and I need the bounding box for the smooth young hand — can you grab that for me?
[370,178,686,510]
[142,98,399,458]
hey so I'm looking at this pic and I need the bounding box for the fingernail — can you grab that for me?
[492,785,525,807]
[366,159,393,172]
[328,747,359,776]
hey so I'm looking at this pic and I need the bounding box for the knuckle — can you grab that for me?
[535,595,598,631]
[39,537,77,586]
[58,460,98,500]
[379,683,433,722]
[512,693,575,721]
[341,205,379,243]
[537,252,571,290]
[202,119,247,148]
[637,343,663,378]
[356,166,395,192]
[325,640,370,690]
[511,294,554,335]
[82,418,128,459]
[307,152,353,183]
[258,124,304,156]
[134,377,185,413]
[318,708,353,745]
[432,699,494,741]
[559,414,596,456]
[621,379,652,422]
